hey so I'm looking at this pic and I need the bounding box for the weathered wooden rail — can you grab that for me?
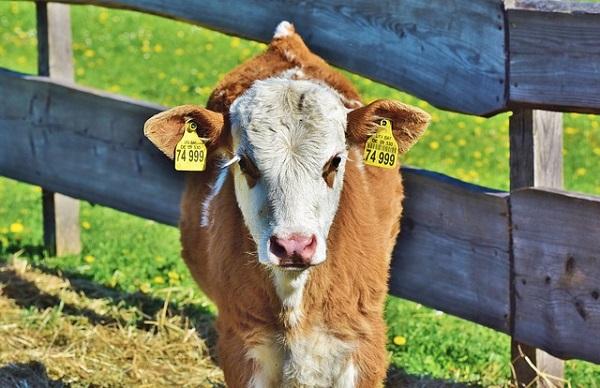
[2,0,600,385]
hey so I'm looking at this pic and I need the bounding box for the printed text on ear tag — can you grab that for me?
[174,119,207,171]
[363,119,398,169]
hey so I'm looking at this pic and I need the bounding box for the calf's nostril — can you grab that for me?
[269,236,288,259]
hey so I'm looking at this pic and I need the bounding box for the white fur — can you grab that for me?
[247,342,283,388]
[200,155,240,227]
[273,21,294,39]
[272,269,309,327]
[229,77,348,268]
[248,327,357,388]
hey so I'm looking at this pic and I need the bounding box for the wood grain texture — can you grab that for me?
[390,168,511,333]
[37,2,81,256]
[509,109,565,386]
[0,69,183,226]
[47,3,75,83]
[509,110,563,190]
[33,0,506,116]
[508,6,600,113]
[506,0,600,14]
[511,189,600,364]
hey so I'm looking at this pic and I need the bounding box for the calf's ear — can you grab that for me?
[346,99,430,153]
[144,104,225,159]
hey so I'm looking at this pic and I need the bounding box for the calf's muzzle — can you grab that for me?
[269,234,317,269]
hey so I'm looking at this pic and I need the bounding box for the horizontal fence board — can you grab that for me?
[36,0,506,116]
[390,168,511,333]
[512,189,600,363]
[0,69,183,225]
[507,3,600,113]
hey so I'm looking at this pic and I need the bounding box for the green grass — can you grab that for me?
[1,2,599,386]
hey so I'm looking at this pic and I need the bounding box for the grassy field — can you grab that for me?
[1,2,599,386]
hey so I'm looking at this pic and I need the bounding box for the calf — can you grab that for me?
[144,21,429,388]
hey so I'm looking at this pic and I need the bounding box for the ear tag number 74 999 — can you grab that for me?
[363,119,398,169]
[174,119,207,171]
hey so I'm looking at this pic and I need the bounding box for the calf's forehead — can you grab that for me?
[230,78,348,168]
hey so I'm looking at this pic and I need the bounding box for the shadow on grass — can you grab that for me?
[386,366,477,388]
[1,251,476,388]
[0,361,65,388]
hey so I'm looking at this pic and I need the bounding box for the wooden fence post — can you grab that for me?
[36,2,81,256]
[509,109,564,387]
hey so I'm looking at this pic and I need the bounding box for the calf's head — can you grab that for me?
[144,78,429,270]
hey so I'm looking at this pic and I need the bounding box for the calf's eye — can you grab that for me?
[331,156,341,169]
[238,155,260,188]
[322,155,342,188]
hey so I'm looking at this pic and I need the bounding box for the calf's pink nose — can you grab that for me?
[269,234,317,266]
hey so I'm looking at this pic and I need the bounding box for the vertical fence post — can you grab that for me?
[509,109,564,387]
[36,2,81,256]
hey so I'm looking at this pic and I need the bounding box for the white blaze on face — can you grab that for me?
[229,77,349,267]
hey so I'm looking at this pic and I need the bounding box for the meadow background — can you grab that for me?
[1,2,599,386]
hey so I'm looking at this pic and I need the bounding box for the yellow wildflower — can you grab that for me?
[139,283,151,294]
[168,271,180,281]
[429,141,440,150]
[84,255,95,264]
[153,44,163,53]
[458,139,467,146]
[565,127,578,135]
[98,11,109,23]
[153,276,165,285]
[576,168,587,177]
[230,37,241,48]
[84,49,95,58]
[81,221,91,230]
[393,336,407,346]
[9,222,24,233]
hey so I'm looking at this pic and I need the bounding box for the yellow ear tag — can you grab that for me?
[363,119,398,168]
[174,119,207,171]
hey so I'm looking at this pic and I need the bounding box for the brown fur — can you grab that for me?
[144,23,429,387]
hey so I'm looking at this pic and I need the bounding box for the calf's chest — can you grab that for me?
[250,327,357,388]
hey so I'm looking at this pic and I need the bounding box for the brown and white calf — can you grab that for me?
[144,21,429,388]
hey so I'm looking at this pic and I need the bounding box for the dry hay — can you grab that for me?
[0,258,223,387]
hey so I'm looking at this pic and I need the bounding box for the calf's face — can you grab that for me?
[144,78,430,271]
[229,79,348,269]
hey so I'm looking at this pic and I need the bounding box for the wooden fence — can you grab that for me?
[1,0,600,386]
